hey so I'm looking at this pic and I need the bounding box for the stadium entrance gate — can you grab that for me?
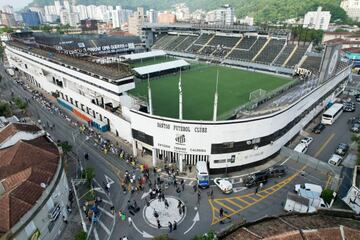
[154,149,209,165]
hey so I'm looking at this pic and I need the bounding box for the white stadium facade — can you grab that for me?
[4,26,352,173]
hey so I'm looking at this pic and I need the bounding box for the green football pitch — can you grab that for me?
[128,64,293,120]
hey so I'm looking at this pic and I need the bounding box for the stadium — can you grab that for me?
[4,24,352,173]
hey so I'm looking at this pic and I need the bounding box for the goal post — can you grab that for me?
[249,89,267,102]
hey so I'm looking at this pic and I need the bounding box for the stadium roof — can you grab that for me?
[122,50,166,61]
[133,59,190,76]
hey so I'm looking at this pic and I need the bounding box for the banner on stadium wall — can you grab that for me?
[55,43,135,55]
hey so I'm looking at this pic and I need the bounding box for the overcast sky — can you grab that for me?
[0,0,33,11]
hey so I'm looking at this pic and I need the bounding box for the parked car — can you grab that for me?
[328,154,343,166]
[351,123,360,133]
[312,123,325,134]
[343,102,356,112]
[244,170,269,187]
[267,165,286,178]
[294,143,308,154]
[214,178,233,194]
[300,137,313,147]
[355,94,360,102]
[294,183,323,194]
[335,143,349,156]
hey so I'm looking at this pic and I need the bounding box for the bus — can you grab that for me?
[321,103,343,125]
[196,161,209,188]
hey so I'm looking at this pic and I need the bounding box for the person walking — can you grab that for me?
[210,188,214,199]
[181,204,185,215]
[164,199,169,209]
[219,207,224,218]
[255,186,258,195]
[197,191,201,204]
[193,184,197,192]
[189,165,192,173]
[157,219,161,229]
[173,221,177,231]
[168,221,173,232]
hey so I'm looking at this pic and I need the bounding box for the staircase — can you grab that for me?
[225,37,243,59]
[198,34,216,53]
[252,38,271,62]
[282,44,298,67]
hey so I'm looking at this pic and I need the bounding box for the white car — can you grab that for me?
[294,183,323,194]
[300,137,313,146]
[294,143,308,154]
[214,178,233,194]
[328,154,343,166]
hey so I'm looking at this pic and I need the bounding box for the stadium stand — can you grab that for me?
[193,34,213,45]
[254,39,286,64]
[286,44,309,67]
[228,37,268,61]
[273,44,296,66]
[208,35,239,48]
[300,56,322,74]
[173,36,198,52]
[164,35,188,51]
[151,32,310,69]
[237,36,257,50]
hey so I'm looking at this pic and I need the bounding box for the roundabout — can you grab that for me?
[143,196,186,229]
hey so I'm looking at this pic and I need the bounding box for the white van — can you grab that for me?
[294,143,308,154]
[294,183,323,194]
[328,154,343,166]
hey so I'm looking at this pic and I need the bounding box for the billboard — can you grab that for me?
[81,19,98,32]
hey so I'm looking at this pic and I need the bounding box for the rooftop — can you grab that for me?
[223,212,360,240]
[0,123,59,234]
[7,40,133,81]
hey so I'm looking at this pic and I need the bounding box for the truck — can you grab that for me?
[284,189,328,213]
[284,192,316,213]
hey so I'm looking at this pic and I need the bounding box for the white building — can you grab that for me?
[239,16,254,26]
[191,9,206,22]
[303,7,331,31]
[147,9,158,24]
[2,5,14,14]
[341,0,360,21]
[86,5,97,19]
[54,0,62,16]
[63,0,71,12]
[174,3,190,22]
[74,5,88,20]
[206,4,235,25]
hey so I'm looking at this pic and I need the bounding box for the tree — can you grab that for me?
[82,167,95,186]
[13,97,28,111]
[74,231,87,240]
[321,189,334,204]
[0,101,11,116]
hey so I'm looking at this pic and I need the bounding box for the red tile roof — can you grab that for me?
[0,123,41,144]
[0,132,59,234]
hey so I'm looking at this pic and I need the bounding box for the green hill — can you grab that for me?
[30,0,344,23]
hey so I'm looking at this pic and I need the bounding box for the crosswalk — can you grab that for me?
[209,166,307,225]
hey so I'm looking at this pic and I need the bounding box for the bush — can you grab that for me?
[74,231,86,240]
[193,230,217,240]
[0,101,11,116]
[321,189,334,205]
